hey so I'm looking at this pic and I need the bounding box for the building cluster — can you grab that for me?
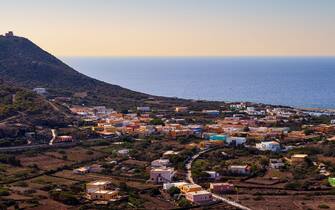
[69,103,335,155]
[68,102,335,206]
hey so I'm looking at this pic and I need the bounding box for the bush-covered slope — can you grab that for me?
[0,35,149,109]
[0,80,71,128]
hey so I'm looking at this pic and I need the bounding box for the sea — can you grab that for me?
[63,57,335,109]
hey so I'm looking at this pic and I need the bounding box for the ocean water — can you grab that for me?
[63,57,335,109]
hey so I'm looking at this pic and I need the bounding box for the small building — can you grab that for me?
[175,106,188,113]
[209,134,227,143]
[256,141,281,152]
[226,136,246,146]
[86,181,112,193]
[149,167,175,183]
[87,190,119,201]
[117,149,130,156]
[5,31,14,37]
[89,164,104,173]
[209,183,234,194]
[202,110,220,116]
[137,106,151,112]
[151,159,170,168]
[180,184,202,194]
[162,150,179,158]
[228,165,251,176]
[55,135,73,143]
[33,87,47,95]
[73,166,90,175]
[204,171,221,180]
[170,129,193,139]
[269,159,285,169]
[185,190,212,204]
[163,182,188,191]
[290,154,308,164]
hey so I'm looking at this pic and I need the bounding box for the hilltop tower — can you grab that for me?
[5,31,14,37]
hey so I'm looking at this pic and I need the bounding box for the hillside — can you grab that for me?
[0,80,73,139]
[0,33,227,112]
[0,34,150,109]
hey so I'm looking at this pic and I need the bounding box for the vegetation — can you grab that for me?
[49,190,79,205]
[167,186,180,196]
[0,188,10,196]
[0,154,21,166]
[178,197,192,208]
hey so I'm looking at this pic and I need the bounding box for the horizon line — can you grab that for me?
[60,55,335,58]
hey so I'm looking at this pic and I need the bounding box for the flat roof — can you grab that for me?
[186,190,211,195]
[292,154,308,158]
[151,167,174,172]
[93,190,118,194]
[183,184,201,188]
[88,181,111,185]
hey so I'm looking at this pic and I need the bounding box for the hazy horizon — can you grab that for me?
[1,0,335,57]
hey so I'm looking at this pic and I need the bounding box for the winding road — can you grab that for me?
[185,148,252,210]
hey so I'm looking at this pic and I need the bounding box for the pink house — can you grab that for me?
[185,190,212,203]
[209,183,234,193]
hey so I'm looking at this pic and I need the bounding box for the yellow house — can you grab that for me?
[86,181,112,193]
[290,154,308,164]
[180,184,202,194]
[88,190,119,201]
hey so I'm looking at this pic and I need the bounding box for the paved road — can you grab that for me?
[185,148,252,210]
[49,129,57,145]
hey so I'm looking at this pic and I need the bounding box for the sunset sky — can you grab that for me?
[1,0,334,56]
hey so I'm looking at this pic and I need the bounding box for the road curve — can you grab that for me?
[185,148,252,210]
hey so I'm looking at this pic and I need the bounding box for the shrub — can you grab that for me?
[178,197,192,208]
[49,190,79,205]
[318,204,330,209]
[168,186,180,196]
[285,181,301,190]
[0,188,10,196]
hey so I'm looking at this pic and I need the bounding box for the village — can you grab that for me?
[1,100,335,209]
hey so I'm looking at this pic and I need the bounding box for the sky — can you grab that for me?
[0,0,335,56]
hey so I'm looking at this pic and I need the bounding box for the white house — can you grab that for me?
[73,166,90,175]
[117,149,130,156]
[226,136,246,145]
[204,171,221,180]
[256,141,281,152]
[269,159,285,169]
[149,167,175,183]
[162,150,179,158]
[151,159,170,168]
[33,87,47,95]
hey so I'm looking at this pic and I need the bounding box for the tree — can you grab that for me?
[178,197,192,208]
[0,188,10,196]
[168,186,180,196]
[149,118,165,126]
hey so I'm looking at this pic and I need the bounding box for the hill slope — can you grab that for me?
[0,34,149,109]
[0,80,73,138]
[0,33,226,112]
